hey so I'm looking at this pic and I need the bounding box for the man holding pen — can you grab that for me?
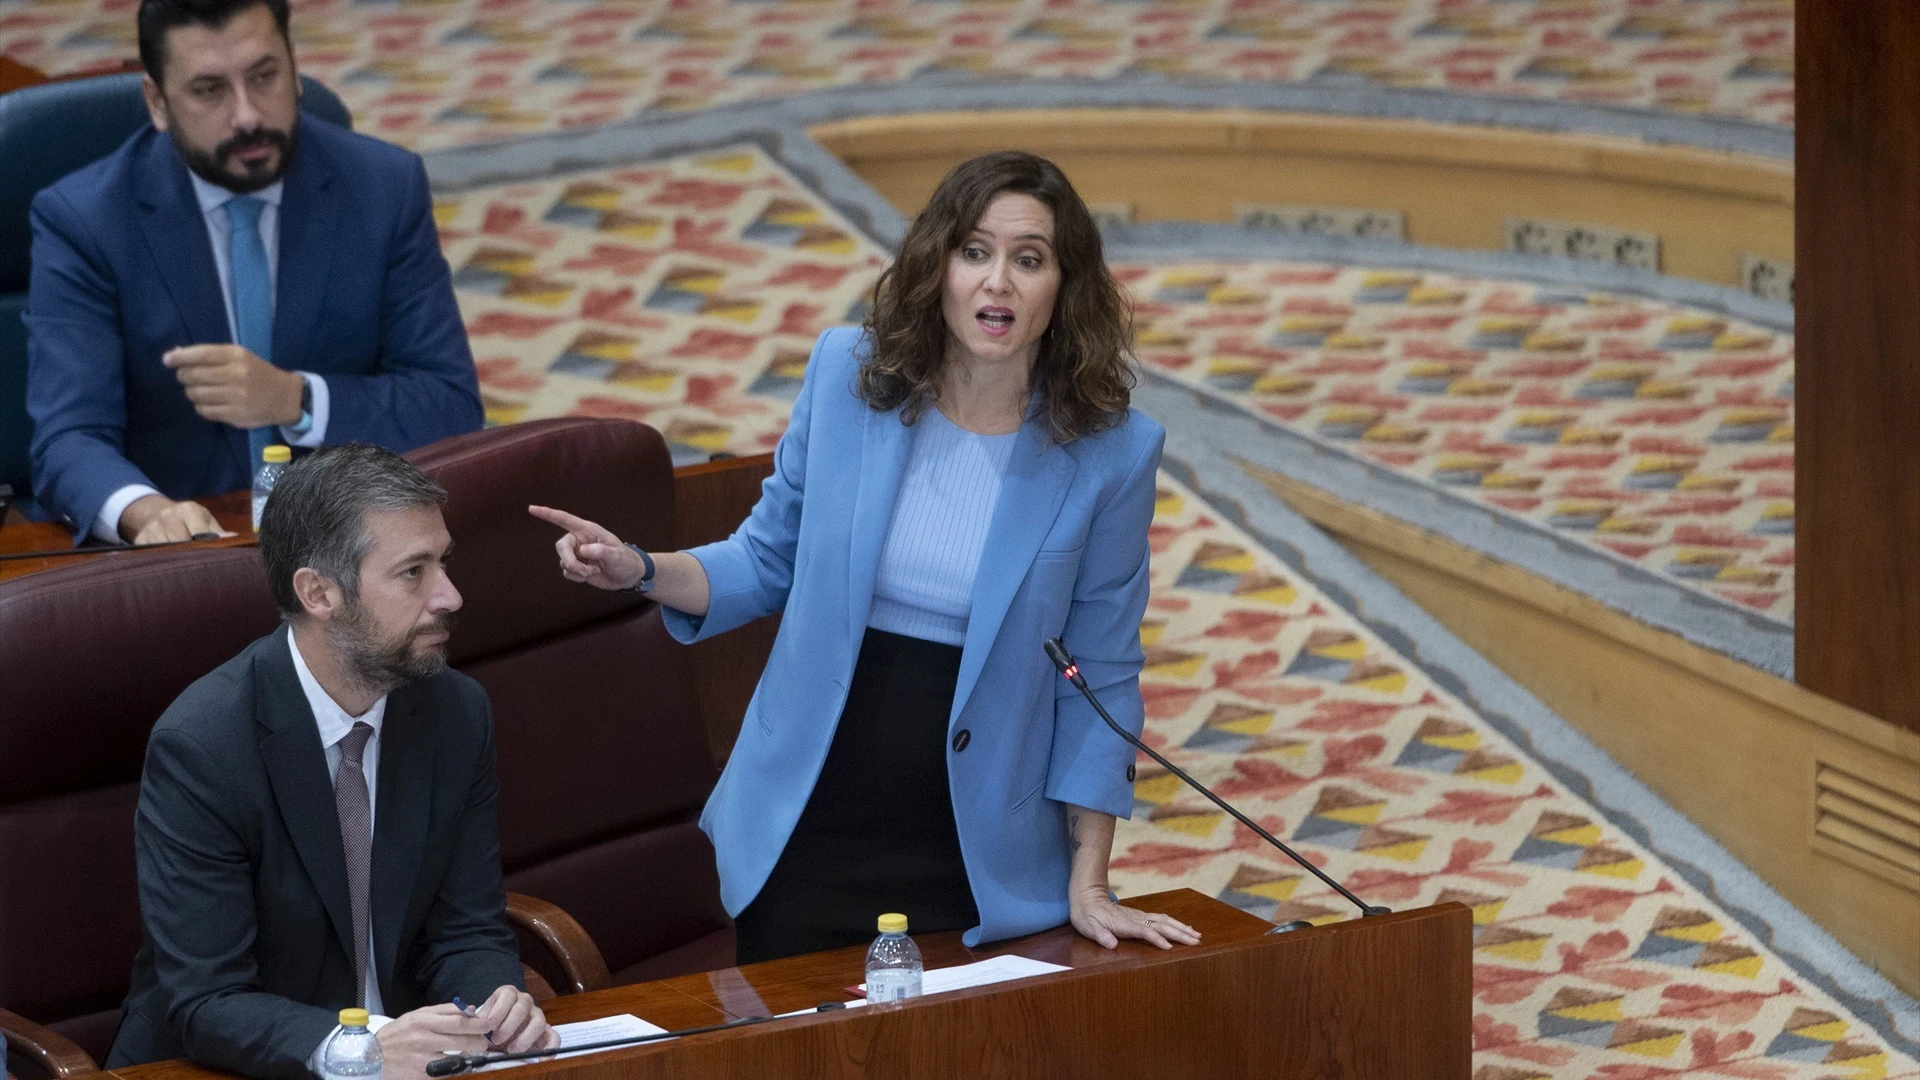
[107,446,554,1079]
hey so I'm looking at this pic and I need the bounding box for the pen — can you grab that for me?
[451,997,494,1043]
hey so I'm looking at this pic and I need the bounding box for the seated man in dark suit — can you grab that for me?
[109,444,554,1080]
[25,0,483,546]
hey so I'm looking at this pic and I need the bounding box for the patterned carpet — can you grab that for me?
[4,0,1794,152]
[1130,470,1910,1079]
[435,144,884,458]
[1130,263,1795,621]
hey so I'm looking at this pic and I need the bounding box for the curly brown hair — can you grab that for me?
[857,150,1134,443]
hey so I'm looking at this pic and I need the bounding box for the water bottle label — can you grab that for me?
[867,969,922,1002]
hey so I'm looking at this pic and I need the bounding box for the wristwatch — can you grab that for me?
[287,376,314,436]
[621,543,656,594]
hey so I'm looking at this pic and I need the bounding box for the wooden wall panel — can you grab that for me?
[1795,1,1920,733]
[810,110,1792,287]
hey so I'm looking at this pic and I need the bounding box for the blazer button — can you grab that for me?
[952,729,971,753]
[1126,763,1135,782]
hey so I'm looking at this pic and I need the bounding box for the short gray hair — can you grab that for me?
[258,444,448,619]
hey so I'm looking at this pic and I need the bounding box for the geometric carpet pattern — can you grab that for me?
[1118,476,1910,1079]
[433,143,886,460]
[4,0,1795,152]
[432,146,1797,618]
[1130,264,1796,620]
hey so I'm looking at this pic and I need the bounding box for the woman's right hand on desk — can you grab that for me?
[528,505,645,591]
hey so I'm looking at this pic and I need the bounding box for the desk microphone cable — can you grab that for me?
[1045,637,1390,929]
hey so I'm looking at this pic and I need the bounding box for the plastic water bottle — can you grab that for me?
[865,912,923,1002]
[318,1008,382,1080]
[252,444,291,533]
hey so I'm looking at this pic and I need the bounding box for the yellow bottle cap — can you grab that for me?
[262,445,292,464]
[877,913,907,933]
[338,1008,370,1027]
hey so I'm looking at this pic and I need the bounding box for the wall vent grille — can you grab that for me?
[1813,763,1920,894]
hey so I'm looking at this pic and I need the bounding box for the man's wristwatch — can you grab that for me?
[287,376,314,435]
[621,543,656,594]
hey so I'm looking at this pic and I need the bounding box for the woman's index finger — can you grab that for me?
[527,504,596,535]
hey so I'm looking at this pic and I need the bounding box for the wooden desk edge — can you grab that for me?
[107,898,1470,1080]
[0,456,777,585]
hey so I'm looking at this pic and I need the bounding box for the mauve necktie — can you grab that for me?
[226,196,278,474]
[335,721,374,1007]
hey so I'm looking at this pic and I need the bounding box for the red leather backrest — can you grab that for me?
[0,548,278,1030]
[406,418,726,973]
[404,418,676,665]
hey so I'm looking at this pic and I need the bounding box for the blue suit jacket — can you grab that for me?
[25,117,483,535]
[667,326,1164,947]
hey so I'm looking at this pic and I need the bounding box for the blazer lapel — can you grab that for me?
[135,135,229,351]
[255,627,358,966]
[844,404,913,643]
[270,134,339,376]
[951,417,1078,724]
[370,685,432,1000]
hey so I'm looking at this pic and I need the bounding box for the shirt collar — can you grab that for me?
[190,171,285,216]
[288,629,387,751]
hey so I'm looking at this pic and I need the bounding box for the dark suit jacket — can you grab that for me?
[106,627,523,1080]
[25,117,484,537]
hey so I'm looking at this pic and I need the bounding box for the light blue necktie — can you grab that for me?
[227,196,279,473]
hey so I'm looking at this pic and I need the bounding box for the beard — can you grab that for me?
[175,123,298,194]
[329,595,457,696]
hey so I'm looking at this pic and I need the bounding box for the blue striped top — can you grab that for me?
[867,407,1019,646]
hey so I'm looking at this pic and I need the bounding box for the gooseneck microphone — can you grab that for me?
[1044,637,1390,928]
[425,1017,773,1076]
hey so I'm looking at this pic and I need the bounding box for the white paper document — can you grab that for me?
[473,1013,669,1070]
[856,954,1069,998]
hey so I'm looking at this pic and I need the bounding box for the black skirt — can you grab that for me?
[733,628,981,965]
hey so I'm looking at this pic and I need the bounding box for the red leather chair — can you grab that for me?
[0,417,732,1078]
[409,418,733,989]
[0,548,282,1078]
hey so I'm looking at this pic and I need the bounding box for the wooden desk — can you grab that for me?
[0,491,254,584]
[626,887,1280,1025]
[0,57,145,96]
[109,892,1473,1079]
[0,454,778,588]
[0,57,49,95]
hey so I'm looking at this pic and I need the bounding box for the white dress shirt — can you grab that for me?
[92,174,333,541]
[288,631,388,1018]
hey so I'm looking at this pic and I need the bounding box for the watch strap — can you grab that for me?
[287,377,314,435]
[621,543,655,594]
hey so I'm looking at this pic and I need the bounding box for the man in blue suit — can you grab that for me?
[26,0,483,545]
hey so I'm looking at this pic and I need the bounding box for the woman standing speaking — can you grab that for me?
[532,151,1200,963]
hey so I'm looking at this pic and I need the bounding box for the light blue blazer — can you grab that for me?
[664,326,1164,946]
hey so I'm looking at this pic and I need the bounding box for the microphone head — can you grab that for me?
[1043,637,1074,673]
